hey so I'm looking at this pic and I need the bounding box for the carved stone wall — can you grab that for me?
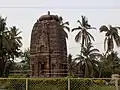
[30,14,67,77]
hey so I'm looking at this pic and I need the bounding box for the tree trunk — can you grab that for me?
[0,35,4,77]
[81,34,85,54]
[3,62,11,77]
[79,34,85,77]
[0,58,4,77]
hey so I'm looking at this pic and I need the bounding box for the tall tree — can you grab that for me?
[74,42,101,77]
[99,25,120,54]
[0,16,22,77]
[0,17,8,76]
[72,16,96,52]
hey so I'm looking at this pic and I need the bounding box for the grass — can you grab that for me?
[29,79,67,90]
[89,86,116,90]
[29,85,117,90]
[29,81,118,90]
[0,77,119,90]
[0,82,119,90]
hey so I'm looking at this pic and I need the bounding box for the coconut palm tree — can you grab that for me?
[58,16,70,38]
[0,16,22,77]
[74,42,101,77]
[99,25,120,54]
[72,16,96,51]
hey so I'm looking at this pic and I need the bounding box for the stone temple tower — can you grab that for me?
[30,12,67,77]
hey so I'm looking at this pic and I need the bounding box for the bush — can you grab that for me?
[8,79,26,90]
[70,79,93,90]
[29,78,68,90]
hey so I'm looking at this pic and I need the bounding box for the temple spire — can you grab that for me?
[48,11,50,15]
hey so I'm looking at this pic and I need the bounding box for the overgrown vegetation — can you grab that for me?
[0,14,120,78]
[0,17,22,77]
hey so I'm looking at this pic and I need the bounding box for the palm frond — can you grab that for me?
[112,27,118,34]
[63,30,68,39]
[115,26,120,30]
[107,37,114,52]
[113,35,120,47]
[77,20,82,26]
[86,42,93,50]
[104,37,107,51]
[89,53,102,57]
[63,26,70,32]
[85,36,91,46]
[81,16,88,27]
[88,27,96,30]
[63,21,69,25]
[74,55,84,61]
[89,49,100,54]
[16,31,22,36]
[99,25,108,32]
[72,26,82,32]
[75,31,82,42]
[59,16,63,22]
[87,32,95,41]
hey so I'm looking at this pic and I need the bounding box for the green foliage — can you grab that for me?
[29,78,68,90]
[100,51,120,78]
[0,79,25,90]
[67,54,77,77]
[28,78,115,90]
[99,25,120,53]
[9,74,26,78]
[0,79,9,89]
[74,43,101,78]
[8,79,26,90]
[0,16,22,77]
[70,79,92,90]
[58,16,70,39]
[20,48,30,70]
[72,15,96,48]
[0,78,117,90]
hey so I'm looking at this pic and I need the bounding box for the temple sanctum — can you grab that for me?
[30,12,67,77]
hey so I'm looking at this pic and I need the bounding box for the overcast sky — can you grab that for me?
[0,0,120,56]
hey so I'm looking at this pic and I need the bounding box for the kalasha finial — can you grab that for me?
[48,11,50,15]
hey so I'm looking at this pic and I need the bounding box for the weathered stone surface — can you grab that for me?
[30,14,67,77]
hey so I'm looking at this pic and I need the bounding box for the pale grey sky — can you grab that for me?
[0,0,120,56]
